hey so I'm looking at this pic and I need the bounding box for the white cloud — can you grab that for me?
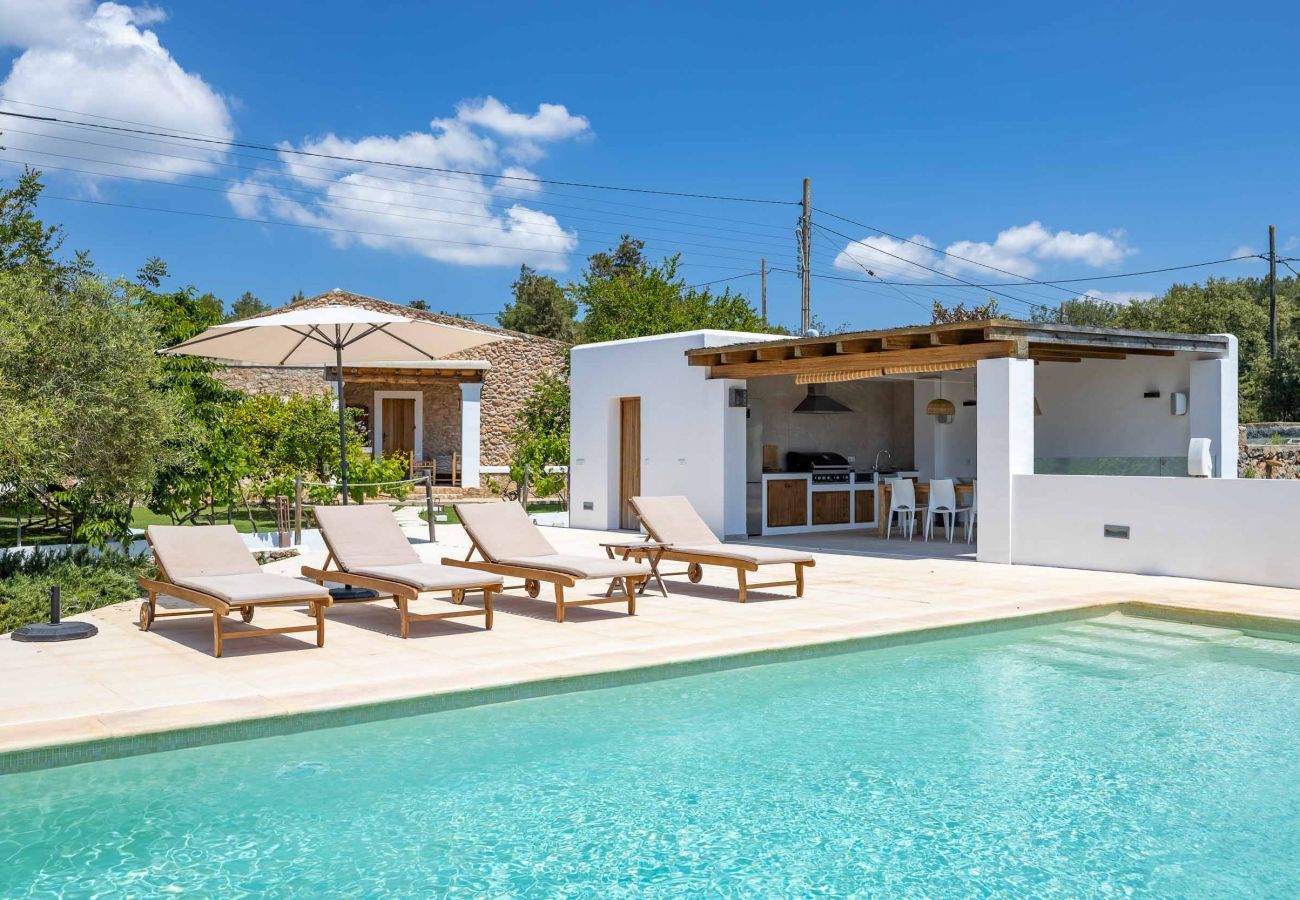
[1231,244,1259,259]
[455,97,590,142]
[1081,289,1156,305]
[228,100,587,270]
[834,221,1135,280]
[0,1,233,180]
[833,234,939,278]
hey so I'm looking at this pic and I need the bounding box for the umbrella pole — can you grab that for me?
[335,344,349,505]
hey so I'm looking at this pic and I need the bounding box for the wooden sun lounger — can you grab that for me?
[629,496,815,602]
[301,504,501,637]
[444,502,649,623]
[138,525,332,657]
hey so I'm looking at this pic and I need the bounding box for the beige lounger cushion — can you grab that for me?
[630,495,721,545]
[313,504,421,570]
[497,554,650,580]
[148,524,260,578]
[348,563,504,593]
[454,502,557,561]
[174,573,329,605]
[669,543,815,566]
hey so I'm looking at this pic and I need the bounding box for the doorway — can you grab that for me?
[619,397,641,529]
[374,390,423,468]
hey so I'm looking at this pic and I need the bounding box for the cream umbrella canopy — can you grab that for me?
[162,304,508,503]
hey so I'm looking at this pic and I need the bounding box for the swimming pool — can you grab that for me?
[3,612,1298,896]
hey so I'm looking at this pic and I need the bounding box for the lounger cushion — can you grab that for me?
[348,563,504,593]
[174,573,330,605]
[630,496,720,545]
[313,504,421,570]
[454,502,556,561]
[148,524,260,579]
[497,554,650,580]
[670,543,815,566]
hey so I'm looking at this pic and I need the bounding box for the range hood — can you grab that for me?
[793,384,852,414]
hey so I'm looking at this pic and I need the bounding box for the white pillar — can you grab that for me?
[1189,335,1239,478]
[459,382,482,489]
[976,357,1035,564]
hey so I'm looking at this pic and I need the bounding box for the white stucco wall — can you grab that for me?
[1012,474,1300,589]
[569,330,779,536]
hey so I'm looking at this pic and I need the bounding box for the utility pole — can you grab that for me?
[760,256,767,321]
[800,177,812,335]
[1269,224,1278,359]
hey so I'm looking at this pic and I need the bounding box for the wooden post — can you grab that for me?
[1269,224,1278,359]
[800,177,811,335]
[294,474,303,545]
[521,462,530,509]
[424,474,435,543]
[275,496,288,548]
[760,256,767,321]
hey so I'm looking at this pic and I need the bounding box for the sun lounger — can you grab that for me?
[138,524,332,657]
[629,496,815,602]
[302,504,502,637]
[446,502,649,622]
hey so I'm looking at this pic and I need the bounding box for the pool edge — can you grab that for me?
[3,602,1297,776]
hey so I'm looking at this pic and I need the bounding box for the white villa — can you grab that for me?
[569,320,1297,590]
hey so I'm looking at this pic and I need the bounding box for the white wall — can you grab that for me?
[976,357,1035,564]
[747,376,913,472]
[1034,354,1194,460]
[913,375,977,480]
[1013,474,1300,589]
[570,330,778,536]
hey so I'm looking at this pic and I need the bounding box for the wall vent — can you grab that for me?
[1103,524,1130,539]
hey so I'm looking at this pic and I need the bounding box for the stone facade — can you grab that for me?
[214,364,334,399]
[214,289,569,483]
[1238,424,1300,478]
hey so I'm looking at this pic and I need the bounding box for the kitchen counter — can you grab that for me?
[759,471,918,536]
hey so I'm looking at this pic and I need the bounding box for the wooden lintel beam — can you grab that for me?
[706,341,1017,379]
[755,346,793,361]
[1029,347,1127,361]
[719,350,757,365]
[686,352,722,367]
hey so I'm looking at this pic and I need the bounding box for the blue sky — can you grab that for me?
[1,1,1296,331]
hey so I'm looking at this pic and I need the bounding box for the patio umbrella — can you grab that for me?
[162,304,508,503]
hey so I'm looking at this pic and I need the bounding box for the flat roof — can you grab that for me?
[684,319,1231,380]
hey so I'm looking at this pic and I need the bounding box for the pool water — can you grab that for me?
[3,613,1299,896]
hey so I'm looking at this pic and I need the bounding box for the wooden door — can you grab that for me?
[381,397,416,464]
[619,398,641,529]
[766,479,808,528]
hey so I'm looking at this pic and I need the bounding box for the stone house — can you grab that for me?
[214,289,568,492]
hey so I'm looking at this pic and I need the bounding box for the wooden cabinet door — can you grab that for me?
[854,489,875,524]
[812,490,850,525]
[766,479,807,527]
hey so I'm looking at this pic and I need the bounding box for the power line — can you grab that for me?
[0,125,797,248]
[33,193,766,270]
[687,271,760,289]
[0,106,798,206]
[812,220,1049,313]
[0,153,785,267]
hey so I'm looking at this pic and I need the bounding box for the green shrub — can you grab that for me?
[0,548,151,634]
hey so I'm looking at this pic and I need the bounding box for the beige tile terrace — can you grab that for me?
[1,523,1296,756]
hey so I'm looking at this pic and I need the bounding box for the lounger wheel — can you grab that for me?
[138,601,152,632]
[240,606,255,623]
[524,579,540,598]
[687,563,703,583]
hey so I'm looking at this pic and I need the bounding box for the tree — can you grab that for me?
[228,291,271,320]
[931,299,1002,324]
[572,239,773,344]
[0,167,65,275]
[407,299,430,311]
[507,370,570,500]
[497,264,578,341]
[0,269,180,543]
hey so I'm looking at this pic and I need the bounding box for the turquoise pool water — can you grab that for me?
[3,613,1299,896]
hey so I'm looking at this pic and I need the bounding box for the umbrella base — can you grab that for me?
[13,621,98,642]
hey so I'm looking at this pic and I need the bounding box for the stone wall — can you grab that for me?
[1239,424,1300,478]
[341,380,463,461]
[214,365,332,398]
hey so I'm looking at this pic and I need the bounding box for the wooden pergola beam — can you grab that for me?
[704,341,1017,379]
